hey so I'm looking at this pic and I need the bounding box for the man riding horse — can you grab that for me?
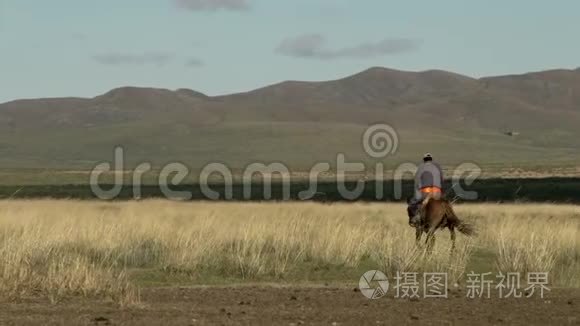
[407,154,475,251]
[407,153,444,227]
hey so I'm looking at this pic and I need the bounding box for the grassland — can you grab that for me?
[0,200,578,308]
[2,163,580,187]
[2,166,580,204]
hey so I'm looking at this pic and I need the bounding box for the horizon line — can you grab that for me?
[2,65,579,105]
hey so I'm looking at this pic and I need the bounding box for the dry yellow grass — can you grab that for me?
[0,200,578,305]
[457,204,580,286]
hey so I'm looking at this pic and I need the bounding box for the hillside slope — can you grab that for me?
[1,67,579,169]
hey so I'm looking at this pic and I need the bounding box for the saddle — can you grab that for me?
[408,193,445,227]
[421,192,442,206]
[416,193,445,226]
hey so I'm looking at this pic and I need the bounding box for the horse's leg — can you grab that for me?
[425,228,436,254]
[449,226,456,255]
[415,227,422,247]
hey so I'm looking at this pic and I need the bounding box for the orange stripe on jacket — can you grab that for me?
[420,186,442,194]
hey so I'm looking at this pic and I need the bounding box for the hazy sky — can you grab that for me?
[1,0,579,103]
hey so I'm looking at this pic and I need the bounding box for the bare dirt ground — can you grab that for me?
[0,286,578,326]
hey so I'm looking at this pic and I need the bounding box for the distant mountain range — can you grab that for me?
[1,67,580,169]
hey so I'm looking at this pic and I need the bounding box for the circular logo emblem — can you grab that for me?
[359,270,389,299]
[362,124,399,158]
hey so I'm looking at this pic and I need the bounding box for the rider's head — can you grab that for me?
[423,153,433,162]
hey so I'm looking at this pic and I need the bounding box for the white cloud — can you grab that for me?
[93,53,173,66]
[185,58,204,67]
[276,34,420,60]
[173,0,249,11]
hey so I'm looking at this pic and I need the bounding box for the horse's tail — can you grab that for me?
[456,221,476,236]
[444,202,477,236]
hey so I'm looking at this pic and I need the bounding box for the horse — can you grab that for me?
[407,194,476,252]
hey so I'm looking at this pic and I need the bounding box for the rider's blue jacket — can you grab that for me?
[414,161,444,199]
